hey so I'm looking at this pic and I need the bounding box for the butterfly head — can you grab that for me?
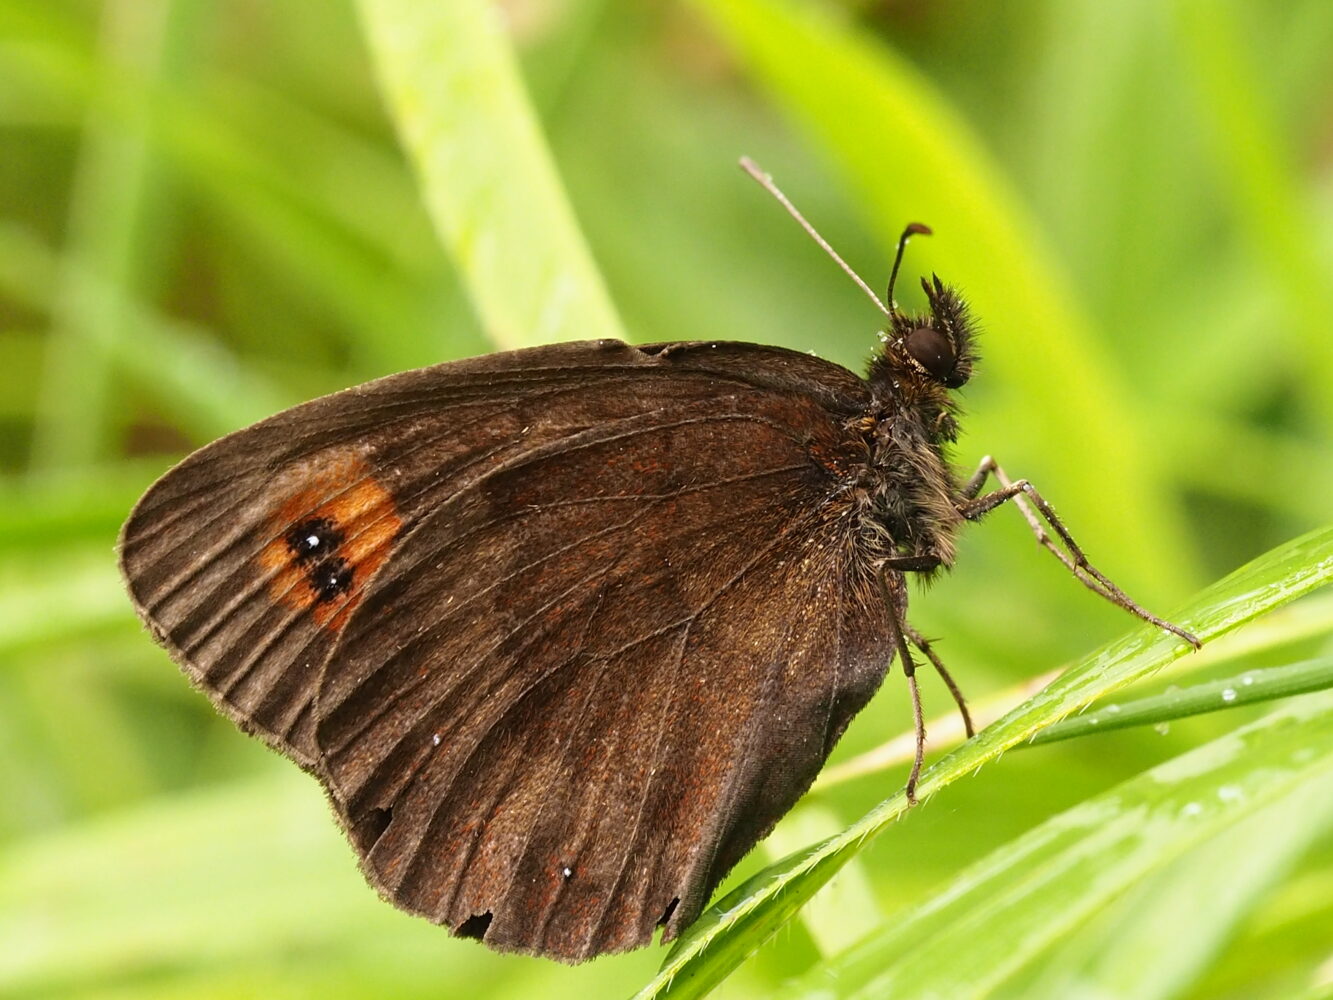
[869,272,978,409]
[885,274,976,391]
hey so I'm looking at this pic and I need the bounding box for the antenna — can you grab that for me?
[886,222,932,310]
[739,157,892,319]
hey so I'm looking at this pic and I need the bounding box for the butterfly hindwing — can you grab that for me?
[121,339,894,961]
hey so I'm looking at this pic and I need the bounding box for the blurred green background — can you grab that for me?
[2,0,1332,998]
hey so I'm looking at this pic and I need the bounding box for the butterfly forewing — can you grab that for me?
[119,340,683,763]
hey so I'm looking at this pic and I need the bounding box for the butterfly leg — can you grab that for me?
[957,456,1200,649]
[904,624,974,738]
[876,565,927,802]
[879,553,976,740]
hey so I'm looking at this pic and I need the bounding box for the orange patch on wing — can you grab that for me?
[256,451,404,633]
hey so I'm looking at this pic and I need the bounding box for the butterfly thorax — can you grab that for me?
[847,398,962,575]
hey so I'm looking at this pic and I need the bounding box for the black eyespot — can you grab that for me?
[312,557,354,603]
[286,517,344,565]
[905,326,964,386]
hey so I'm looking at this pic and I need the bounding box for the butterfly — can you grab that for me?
[119,160,1197,962]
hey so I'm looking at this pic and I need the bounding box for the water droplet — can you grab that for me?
[1217,785,1243,803]
[1154,722,1171,735]
[431,733,442,746]
[1241,674,1255,686]
[1105,704,1121,714]
[1221,688,1237,703]
[1182,802,1203,818]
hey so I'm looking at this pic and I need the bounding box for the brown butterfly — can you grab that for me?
[119,160,1198,962]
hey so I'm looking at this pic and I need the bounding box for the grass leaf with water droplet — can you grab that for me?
[1027,654,1333,746]
[775,689,1333,1000]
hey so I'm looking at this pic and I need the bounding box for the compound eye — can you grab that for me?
[905,326,964,386]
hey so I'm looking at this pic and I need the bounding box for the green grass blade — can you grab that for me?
[355,0,625,349]
[781,691,1333,1000]
[996,791,1332,1000]
[1028,654,1333,746]
[632,525,1333,999]
[690,0,1195,595]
